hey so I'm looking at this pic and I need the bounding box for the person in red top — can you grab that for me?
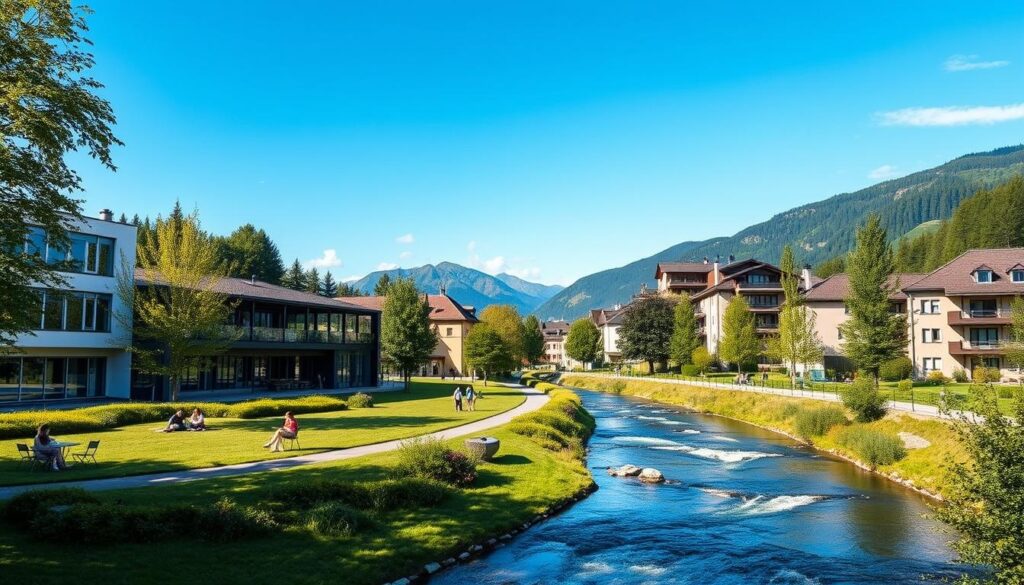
[263,411,299,452]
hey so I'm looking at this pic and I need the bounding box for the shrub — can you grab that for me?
[394,437,478,487]
[841,378,888,422]
[680,364,700,377]
[363,478,450,510]
[793,406,848,439]
[305,502,371,537]
[224,395,347,418]
[346,392,374,408]
[837,427,906,468]
[897,379,913,395]
[271,478,450,511]
[972,367,1002,384]
[5,488,100,530]
[952,367,969,383]
[879,357,913,382]
[195,498,278,542]
[926,370,949,386]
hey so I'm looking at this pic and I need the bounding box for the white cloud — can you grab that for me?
[376,262,399,271]
[944,54,1010,72]
[305,249,342,269]
[504,266,543,280]
[341,274,362,283]
[465,240,544,281]
[395,233,414,244]
[399,251,413,260]
[868,164,899,181]
[877,103,1024,127]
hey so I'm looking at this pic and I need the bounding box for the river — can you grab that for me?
[431,388,964,584]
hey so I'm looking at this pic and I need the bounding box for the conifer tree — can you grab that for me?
[381,278,437,389]
[320,271,339,297]
[280,259,305,290]
[669,294,700,367]
[305,267,321,295]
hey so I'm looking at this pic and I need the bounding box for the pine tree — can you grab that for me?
[320,271,339,297]
[767,246,823,382]
[374,273,393,296]
[719,295,759,370]
[381,278,438,389]
[281,259,305,290]
[216,224,285,283]
[838,214,908,381]
[669,294,700,367]
[305,268,321,295]
[117,212,127,223]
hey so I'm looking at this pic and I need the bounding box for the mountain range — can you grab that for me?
[533,144,1024,321]
[350,262,563,315]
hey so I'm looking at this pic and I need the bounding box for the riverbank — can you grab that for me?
[0,388,595,585]
[562,374,966,499]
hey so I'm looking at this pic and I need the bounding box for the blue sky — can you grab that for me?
[73,1,1024,285]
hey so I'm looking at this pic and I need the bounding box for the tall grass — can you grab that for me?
[836,427,907,468]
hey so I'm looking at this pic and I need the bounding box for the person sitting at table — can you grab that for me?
[163,410,186,432]
[33,423,66,471]
[263,411,298,452]
[188,408,206,431]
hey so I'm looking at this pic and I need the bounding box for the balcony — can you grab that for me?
[949,340,1005,355]
[755,326,779,334]
[738,281,783,290]
[229,326,370,345]
[947,309,1011,326]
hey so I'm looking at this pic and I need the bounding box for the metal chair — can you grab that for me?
[17,443,50,471]
[72,440,100,464]
[287,432,300,450]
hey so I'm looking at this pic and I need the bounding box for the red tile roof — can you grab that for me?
[904,248,1024,295]
[804,273,927,302]
[338,294,478,322]
[655,262,714,279]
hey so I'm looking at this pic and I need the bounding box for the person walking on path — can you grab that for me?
[263,412,299,452]
[465,386,476,411]
[453,386,464,411]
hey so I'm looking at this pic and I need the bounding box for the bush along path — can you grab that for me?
[561,374,968,500]
[0,384,597,585]
[0,382,546,500]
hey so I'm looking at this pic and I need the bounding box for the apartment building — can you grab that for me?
[1,210,137,403]
[903,249,1024,381]
[340,293,477,377]
[804,273,926,374]
[657,256,816,356]
[540,320,569,367]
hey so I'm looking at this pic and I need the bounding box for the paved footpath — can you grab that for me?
[563,372,976,421]
[0,383,547,500]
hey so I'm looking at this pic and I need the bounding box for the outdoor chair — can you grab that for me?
[72,440,100,464]
[17,443,51,471]
[287,431,300,451]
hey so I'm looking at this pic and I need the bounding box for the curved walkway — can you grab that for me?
[0,383,548,500]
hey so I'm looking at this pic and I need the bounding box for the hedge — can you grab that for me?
[507,388,595,454]
[0,395,348,440]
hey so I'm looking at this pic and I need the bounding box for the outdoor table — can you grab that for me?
[49,441,80,460]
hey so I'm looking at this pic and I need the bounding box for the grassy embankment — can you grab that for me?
[0,386,595,585]
[0,379,524,487]
[563,374,966,498]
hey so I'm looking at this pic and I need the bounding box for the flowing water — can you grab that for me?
[431,389,965,584]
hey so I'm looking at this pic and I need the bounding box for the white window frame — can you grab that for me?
[975,270,993,284]
[1013,270,1024,283]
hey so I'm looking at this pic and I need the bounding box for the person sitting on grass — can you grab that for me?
[163,410,186,432]
[263,411,298,452]
[188,408,206,431]
[33,423,66,471]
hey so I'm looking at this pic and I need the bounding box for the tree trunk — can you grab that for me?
[170,375,180,402]
[484,371,489,387]
[404,369,410,391]
[648,360,654,374]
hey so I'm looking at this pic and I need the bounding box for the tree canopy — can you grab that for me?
[522,315,545,365]
[465,323,514,385]
[380,278,437,389]
[565,318,601,366]
[478,305,526,365]
[1,1,120,347]
[719,295,759,370]
[618,295,674,373]
[669,294,700,367]
[215,224,285,284]
[767,245,823,380]
[374,274,393,296]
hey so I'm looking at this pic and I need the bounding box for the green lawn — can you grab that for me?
[0,379,524,487]
[0,422,593,585]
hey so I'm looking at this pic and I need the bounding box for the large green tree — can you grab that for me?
[281,259,305,290]
[374,273,393,296]
[522,315,545,365]
[464,323,513,386]
[669,294,700,367]
[320,271,338,297]
[1007,296,1024,381]
[719,295,759,370]
[838,214,908,380]
[767,245,823,382]
[935,384,1024,584]
[304,267,321,295]
[479,305,526,365]
[813,256,846,279]
[117,213,239,401]
[618,295,674,373]
[1,0,120,348]
[380,278,437,389]
[565,318,601,366]
[215,224,285,283]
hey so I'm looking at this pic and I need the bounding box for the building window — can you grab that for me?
[1013,270,1024,283]
[979,357,1000,369]
[975,269,993,283]
[923,357,942,372]
[0,356,105,402]
[922,328,941,343]
[920,300,939,314]
[748,294,778,307]
[446,327,453,337]
[22,227,114,276]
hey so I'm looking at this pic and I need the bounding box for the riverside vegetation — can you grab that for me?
[561,374,964,497]
[0,383,595,585]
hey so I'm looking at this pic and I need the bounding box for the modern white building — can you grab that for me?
[0,210,137,403]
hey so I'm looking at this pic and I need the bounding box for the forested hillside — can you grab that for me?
[535,144,1024,320]
[895,176,1024,272]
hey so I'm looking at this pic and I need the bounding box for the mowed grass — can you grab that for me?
[0,379,524,487]
[0,427,593,585]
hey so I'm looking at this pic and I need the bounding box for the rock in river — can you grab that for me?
[638,468,665,483]
[608,464,643,477]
